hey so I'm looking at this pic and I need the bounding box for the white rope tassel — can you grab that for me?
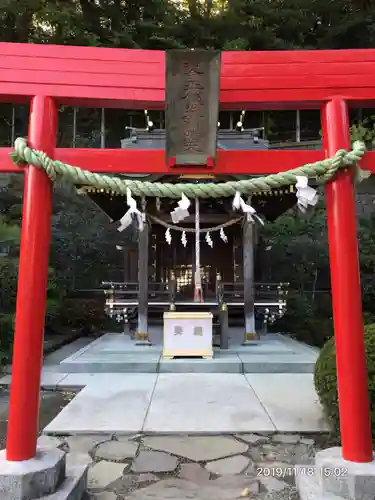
[205,231,213,247]
[165,228,172,245]
[295,176,319,213]
[171,192,190,223]
[118,188,144,232]
[194,198,203,302]
[181,231,187,247]
[232,191,264,225]
[220,227,228,243]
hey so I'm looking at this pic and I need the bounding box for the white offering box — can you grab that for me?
[162,311,213,359]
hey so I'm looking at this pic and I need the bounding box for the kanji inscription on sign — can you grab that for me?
[166,49,221,166]
[174,325,183,335]
[193,326,203,336]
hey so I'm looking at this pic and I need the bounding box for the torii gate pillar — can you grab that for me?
[322,97,372,462]
[6,96,57,461]
[296,98,375,500]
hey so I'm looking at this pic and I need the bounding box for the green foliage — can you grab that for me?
[50,181,128,290]
[276,294,333,347]
[0,257,18,314]
[57,298,107,331]
[0,216,19,358]
[0,191,65,359]
[0,216,20,246]
[1,0,375,51]
[260,204,332,347]
[351,117,375,148]
[0,314,14,362]
[314,324,375,439]
[358,216,375,315]
[260,202,330,291]
[46,267,64,323]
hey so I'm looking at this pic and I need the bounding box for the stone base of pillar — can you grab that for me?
[135,332,152,345]
[296,447,375,500]
[242,332,258,344]
[0,448,87,500]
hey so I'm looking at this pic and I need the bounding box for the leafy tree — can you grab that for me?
[351,116,375,149]
[50,180,134,290]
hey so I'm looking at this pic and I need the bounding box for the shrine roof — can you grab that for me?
[117,128,269,181]
[120,129,269,151]
[115,131,321,182]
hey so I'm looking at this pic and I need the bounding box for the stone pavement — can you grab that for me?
[36,432,324,499]
[0,332,328,436]
[42,373,329,435]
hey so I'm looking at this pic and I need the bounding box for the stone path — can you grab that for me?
[41,373,329,435]
[36,432,328,499]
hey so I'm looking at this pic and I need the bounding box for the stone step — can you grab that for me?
[42,464,87,500]
[242,358,316,374]
[58,356,315,375]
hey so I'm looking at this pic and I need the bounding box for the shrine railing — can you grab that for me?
[101,279,289,324]
[216,281,289,323]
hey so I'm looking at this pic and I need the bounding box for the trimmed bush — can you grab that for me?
[314,323,375,439]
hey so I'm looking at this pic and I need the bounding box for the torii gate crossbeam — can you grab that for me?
[0,43,373,465]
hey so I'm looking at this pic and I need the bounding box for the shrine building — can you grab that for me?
[81,127,294,345]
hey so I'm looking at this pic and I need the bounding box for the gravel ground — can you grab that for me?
[0,388,76,449]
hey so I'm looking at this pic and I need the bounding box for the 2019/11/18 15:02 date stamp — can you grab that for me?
[256,466,349,478]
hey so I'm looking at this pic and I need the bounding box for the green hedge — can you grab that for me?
[314,323,375,439]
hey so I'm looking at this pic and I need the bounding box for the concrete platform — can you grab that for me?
[246,373,329,432]
[0,332,319,390]
[50,330,318,375]
[1,331,327,436]
[142,373,276,433]
[43,373,329,435]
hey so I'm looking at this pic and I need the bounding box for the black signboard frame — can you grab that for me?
[165,49,221,166]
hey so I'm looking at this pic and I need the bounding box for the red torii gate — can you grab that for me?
[0,43,374,464]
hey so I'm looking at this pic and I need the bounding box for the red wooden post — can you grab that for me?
[322,97,373,462]
[6,96,57,461]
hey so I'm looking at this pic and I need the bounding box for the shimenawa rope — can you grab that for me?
[10,137,368,199]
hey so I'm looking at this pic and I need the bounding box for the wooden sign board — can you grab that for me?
[165,50,221,166]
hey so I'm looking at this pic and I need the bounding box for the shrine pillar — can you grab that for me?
[6,96,57,461]
[136,220,150,344]
[322,97,372,462]
[243,215,257,342]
